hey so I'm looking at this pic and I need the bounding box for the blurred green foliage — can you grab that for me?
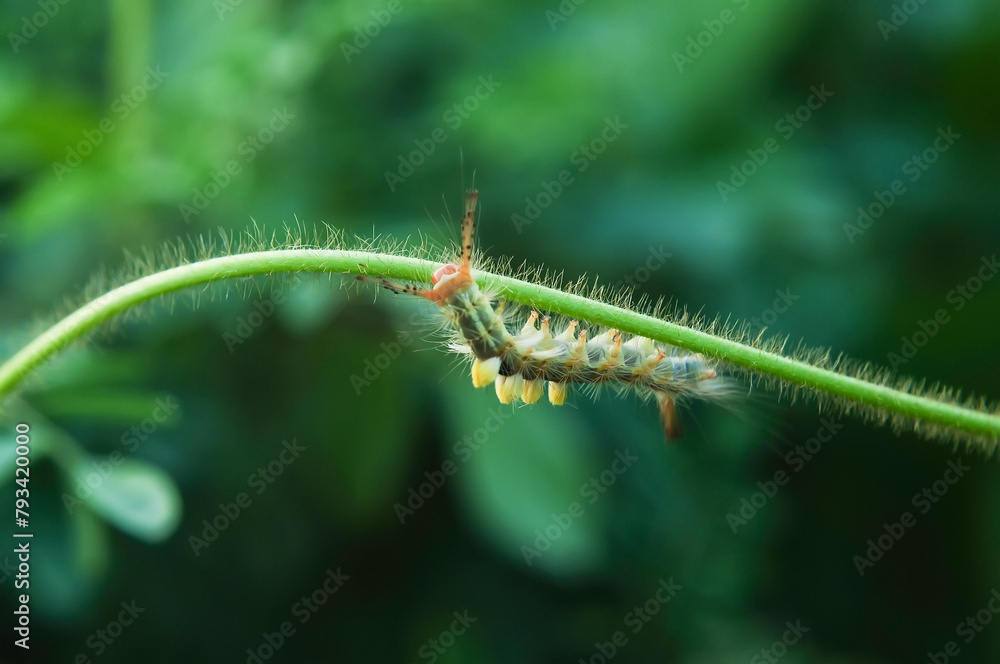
[1,0,999,662]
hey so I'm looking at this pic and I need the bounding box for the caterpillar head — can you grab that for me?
[357,189,480,304]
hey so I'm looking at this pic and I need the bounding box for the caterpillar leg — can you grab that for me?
[355,275,428,298]
[656,393,684,441]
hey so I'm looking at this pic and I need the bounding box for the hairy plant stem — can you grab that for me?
[1,250,998,446]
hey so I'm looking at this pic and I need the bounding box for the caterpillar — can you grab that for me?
[360,189,728,440]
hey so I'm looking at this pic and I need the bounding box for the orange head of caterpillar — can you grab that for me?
[431,263,460,284]
[423,260,474,306]
[357,189,480,306]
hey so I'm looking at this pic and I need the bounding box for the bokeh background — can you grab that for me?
[1,1,999,662]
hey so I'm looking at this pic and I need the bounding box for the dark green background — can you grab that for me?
[1,1,999,662]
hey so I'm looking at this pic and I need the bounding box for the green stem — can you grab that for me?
[1,250,998,445]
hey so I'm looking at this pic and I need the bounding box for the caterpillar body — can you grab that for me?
[361,190,727,440]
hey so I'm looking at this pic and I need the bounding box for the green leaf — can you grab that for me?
[67,456,183,543]
[445,382,607,579]
[68,500,111,583]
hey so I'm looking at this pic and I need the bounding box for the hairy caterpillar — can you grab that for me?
[360,190,728,440]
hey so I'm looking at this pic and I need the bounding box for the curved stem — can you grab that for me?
[1,250,998,445]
